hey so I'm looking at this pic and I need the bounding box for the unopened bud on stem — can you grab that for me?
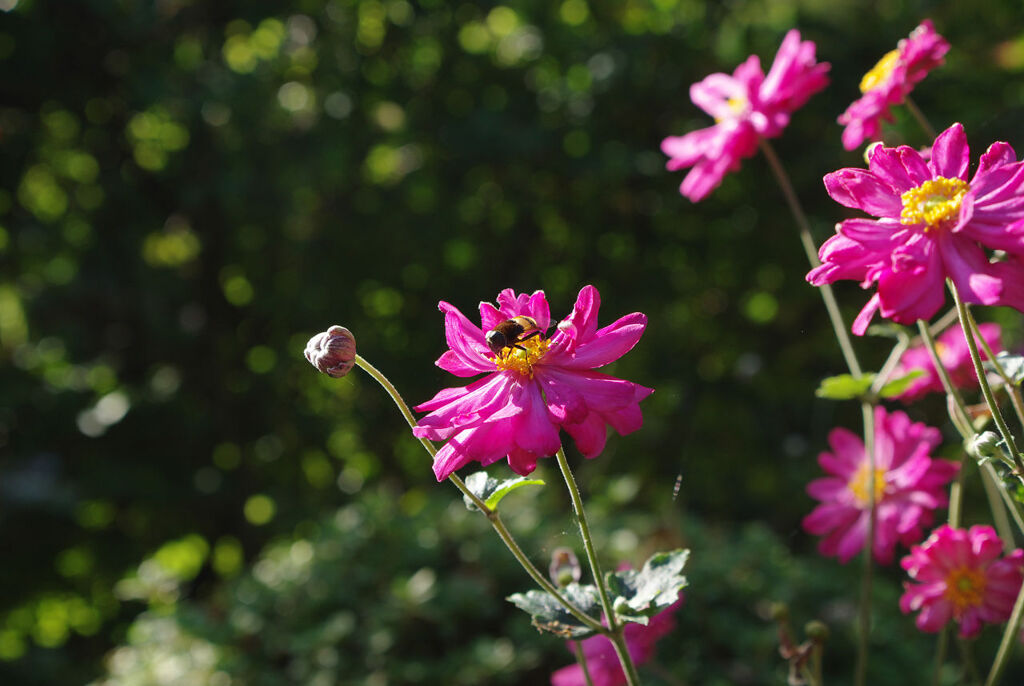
[548,547,581,587]
[305,325,357,378]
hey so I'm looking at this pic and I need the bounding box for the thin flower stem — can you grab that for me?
[984,461,1024,536]
[980,464,1015,552]
[574,641,596,686]
[353,355,603,633]
[965,306,1024,433]
[984,574,1024,686]
[904,95,938,140]
[950,285,1024,482]
[855,401,876,686]
[916,321,973,438]
[759,138,863,379]
[957,638,982,686]
[931,627,949,686]
[555,447,641,686]
[870,330,911,394]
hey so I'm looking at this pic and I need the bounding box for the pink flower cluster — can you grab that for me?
[551,602,681,686]
[891,323,1003,402]
[413,286,652,481]
[661,30,829,202]
[803,407,957,564]
[901,525,1024,638]
[808,123,1024,334]
[839,21,950,150]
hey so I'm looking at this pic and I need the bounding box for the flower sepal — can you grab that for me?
[461,470,545,512]
[605,549,690,625]
[985,351,1024,386]
[507,584,602,639]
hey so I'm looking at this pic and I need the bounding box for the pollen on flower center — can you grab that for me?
[944,567,987,612]
[492,336,549,378]
[859,48,901,93]
[848,461,887,506]
[713,96,749,123]
[900,177,969,230]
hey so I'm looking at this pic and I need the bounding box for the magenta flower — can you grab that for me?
[803,406,957,564]
[661,29,830,202]
[413,286,652,481]
[901,525,1024,638]
[808,122,1024,334]
[838,20,950,150]
[550,601,681,686]
[892,323,1003,401]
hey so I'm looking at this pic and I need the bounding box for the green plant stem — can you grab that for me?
[984,461,1024,536]
[555,447,641,686]
[985,575,1024,686]
[916,321,973,439]
[870,330,911,394]
[965,306,1024,433]
[855,401,876,686]
[904,95,938,140]
[931,627,949,686]
[574,641,596,686]
[958,638,982,686]
[353,355,602,633]
[950,285,1024,482]
[980,464,1015,552]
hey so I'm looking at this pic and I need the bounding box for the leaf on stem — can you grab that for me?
[462,471,545,511]
[507,583,602,638]
[878,370,925,398]
[606,549,689,625]
[986,352,1024,386]
[815,373,875,400]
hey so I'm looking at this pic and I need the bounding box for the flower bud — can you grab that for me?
[804,620,829,642]
[305,325,357,378]
[969,431,1001,462]
[548,547,581,587]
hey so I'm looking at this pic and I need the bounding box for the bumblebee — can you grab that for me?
[486,316,542,355]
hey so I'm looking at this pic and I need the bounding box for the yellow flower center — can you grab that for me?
[944,567,987,613]
[859,48,901,93]
[900,177,969,230]
[848,461,887,506]
[713,96,748,123]
[492,336,549,378]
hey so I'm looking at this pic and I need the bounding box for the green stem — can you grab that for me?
[574,640,596,686]
[555,447,641,686]
[855,401,876,686]
[965,306,1024,434]
[985,575,1024,686]
[904,95,938,140]
[353,355,602,633]
[980,464,1015,552]
[916,321,973,439]
[984,461,1024,536]
[760,138,863,378]
[869,330,911,394]
[931,627,949,686]
[957,638,982,686]
[950,285,1024,482]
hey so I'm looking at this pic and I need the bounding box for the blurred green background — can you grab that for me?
[3,0,1024,683]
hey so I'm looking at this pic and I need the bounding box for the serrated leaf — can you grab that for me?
[987,352,1024,386]
[462,471,545,511]
[506,583,601,638]
[878,370,925,398]
[815,373,876,400]
[605,549,689,625]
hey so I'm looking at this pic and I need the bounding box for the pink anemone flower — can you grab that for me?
[413,286,652,482]
[803,406,957,564]
[891,323,1003,402]
[661,29,829,202]
[808,122,1024,334]
[551,601,681,686]
[901,525,1024,638]
[839,20,950,151]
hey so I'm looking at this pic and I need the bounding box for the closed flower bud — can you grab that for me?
[804,620,829,642]
[548,547,581,587]
[305,325,357,378]
[969,431,1001,462]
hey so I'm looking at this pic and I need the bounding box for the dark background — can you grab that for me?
[2,0,1024,683]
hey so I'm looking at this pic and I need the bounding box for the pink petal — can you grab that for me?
[928,123,970,180]
[823,168,902,217]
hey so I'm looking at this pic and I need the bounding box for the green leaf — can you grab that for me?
[506,583,601,638]
[878,370,925,398]
[987,352,1024,386]
[605,549,689,625]
[815,373,876,400]
[461,471,545,511]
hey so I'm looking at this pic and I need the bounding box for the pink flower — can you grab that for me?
[803,406,958,564]
[839,20,950,150]
[661,29,830,202]
[550,601,681,686]
[807,122,1024,334]
[413,286,652,481]
[901,525,1024,638]
[892,323,1003,401]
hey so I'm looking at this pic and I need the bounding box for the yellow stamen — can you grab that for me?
[944,567,986,612]
[713,96,748,123]
[848,461,887,507]
[493,336,549,378]
[859,48,901,93]
[900,177,969,230]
